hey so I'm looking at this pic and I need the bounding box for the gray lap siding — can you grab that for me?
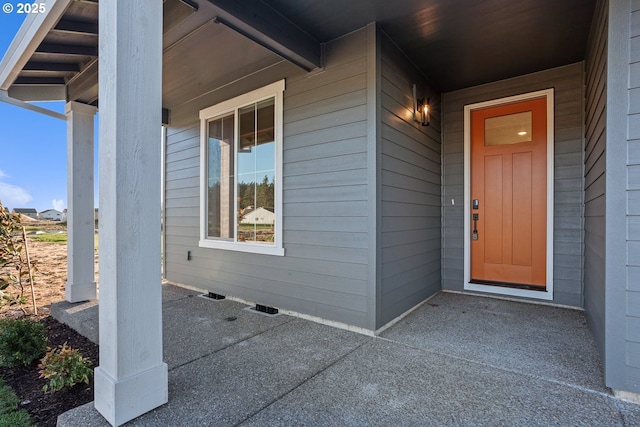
[164,28,373,329]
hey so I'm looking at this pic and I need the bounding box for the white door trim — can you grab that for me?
[463,89,554,300]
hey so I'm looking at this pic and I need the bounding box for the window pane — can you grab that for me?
[237,98,275,244]
[207,114,234,239]
[485,111,532,146]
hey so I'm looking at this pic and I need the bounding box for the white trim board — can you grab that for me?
[463,89,555,301]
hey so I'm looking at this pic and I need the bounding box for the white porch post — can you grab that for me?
[94,1,167,426]
[65,101,97,303]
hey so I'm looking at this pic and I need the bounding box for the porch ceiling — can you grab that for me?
[0,0,596,105]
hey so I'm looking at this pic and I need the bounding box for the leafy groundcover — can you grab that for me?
[0,317,98,427]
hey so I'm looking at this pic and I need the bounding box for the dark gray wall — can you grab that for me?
[584,0,607,366]
[605,0,640,394]
[441,63,585,307]
[164,28,377,329]
[377,30,441,327]
[626,0,640,392]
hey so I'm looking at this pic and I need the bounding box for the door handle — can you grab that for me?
[472,213,479,240]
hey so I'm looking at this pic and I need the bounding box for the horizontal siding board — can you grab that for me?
[285,71,367,110]
[383,216,438,232]
[164,186,199,199]
[381,109,441,155]
[284,137,366,163]
[381,169,440,193]
[284,230,368,248]
[165,195,198,208]
[285,88,367,124]
[165,156,199,173]
[629,267,640,291]
[381,186,440,206]
[284,243,368,264]
[283,169,368,189]
[382,135,441,174]
[628,141,640,164]
[382,228,440,248]
[166,167,199,181]
[285,152,367,176]
[166,145,198,163]
[284,185,367,203]
[381,202,440,218]
[284,200,367,216]
[166,176,199,191]
[284,106,367,137]
[382,241,440,264]
[284,121,367,151]
[285,216,368,233]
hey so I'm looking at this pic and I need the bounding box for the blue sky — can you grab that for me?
[0,11,98,213]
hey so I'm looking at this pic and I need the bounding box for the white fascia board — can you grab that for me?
[0,0,72,91]
[0,90,65,120]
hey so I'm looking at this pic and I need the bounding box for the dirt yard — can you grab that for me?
[0,222,98,317]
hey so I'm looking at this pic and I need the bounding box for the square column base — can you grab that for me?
[614,389,640,404]
[94,363,168,426]
[65,281,97,303]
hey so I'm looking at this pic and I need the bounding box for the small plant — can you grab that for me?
[38,343,93,393]
[0,318,46,367]
[0,200,38,313]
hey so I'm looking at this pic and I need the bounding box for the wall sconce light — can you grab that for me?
[412,84,430,127]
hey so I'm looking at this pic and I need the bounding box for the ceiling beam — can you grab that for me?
[23,61,80,72]
[8,85,65,101]
[36,43,98,57]
[67,59,97,103]
[207,0,321,71]
[13,76,66,85]
[54,19,99,35]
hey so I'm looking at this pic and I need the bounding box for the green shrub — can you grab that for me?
[38,343,93,393]
[0,379,32,427]
[0,318,46,367]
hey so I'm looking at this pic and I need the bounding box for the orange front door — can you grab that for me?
[470,97,547,288]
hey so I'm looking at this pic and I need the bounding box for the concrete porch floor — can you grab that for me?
[52,283,640,426]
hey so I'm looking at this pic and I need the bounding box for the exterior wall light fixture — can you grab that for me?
[412,84,430,127]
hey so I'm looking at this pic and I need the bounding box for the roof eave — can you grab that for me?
[0,0,72,93]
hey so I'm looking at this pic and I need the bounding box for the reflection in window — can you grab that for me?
[485,111,532,146]
[207,114,234,239]
[205,98,276,245]
[237,99,275,244]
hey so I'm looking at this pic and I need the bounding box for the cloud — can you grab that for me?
[0,181,33,207]
[0,168,6,179]
[52,199,65,211]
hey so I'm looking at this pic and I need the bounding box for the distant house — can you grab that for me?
[39,209,63,221]
[241,207,275,225]
[11,208,38,219]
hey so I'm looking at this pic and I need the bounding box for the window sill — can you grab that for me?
[198,239,285,256]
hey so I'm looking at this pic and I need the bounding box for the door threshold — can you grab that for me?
[469,279,547,292]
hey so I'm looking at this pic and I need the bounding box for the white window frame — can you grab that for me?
[199,80,285,256]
